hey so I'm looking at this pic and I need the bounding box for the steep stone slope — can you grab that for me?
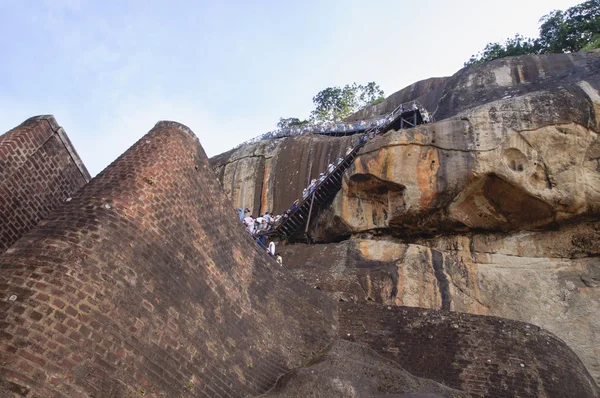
[338,303,598,397]
[280,220,600,387]
[263,340,465,398]
[211,50,600,385]
[1,118,598,397]
[212,134,356,216]
[0,121,337,397]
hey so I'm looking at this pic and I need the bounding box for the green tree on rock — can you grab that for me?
[277,82,385,128]
[538,1,600,53]
[465,0,600,66]
[276,117,310,129]
[465,35,540,66]
[310,82,384,123]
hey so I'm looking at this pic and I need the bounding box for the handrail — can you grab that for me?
[233,100,431,150]
[261,102,420,238]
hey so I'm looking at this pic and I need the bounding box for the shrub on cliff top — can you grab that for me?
[465,0,600,66]
[277,82,385,127]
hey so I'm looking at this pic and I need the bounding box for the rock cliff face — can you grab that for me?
[211,50,600,384]
[212,134,356,216]
[4,118,598,397]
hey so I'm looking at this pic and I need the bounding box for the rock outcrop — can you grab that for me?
[280,220,600,386]
[211,50,600,385]
[212,134,356,216]
[344,77,449,122]
[2,117,598,397]
[264,340,465,398]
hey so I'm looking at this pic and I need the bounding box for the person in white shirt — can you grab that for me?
[268,241,276,256]
[244,215,254,233]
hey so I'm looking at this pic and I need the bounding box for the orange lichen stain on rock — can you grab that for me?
[412,131,429,144]
[357,240,406,263]
[260,158,273,214]
[342,151,386,230]
[358,146,388,177]
[450,236,489,315]
[393,246,440,310]
[416,147,440,209]
[394,263,406,306]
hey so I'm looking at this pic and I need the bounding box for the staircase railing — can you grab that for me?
[233,100,431,149]
[261,102,422,240]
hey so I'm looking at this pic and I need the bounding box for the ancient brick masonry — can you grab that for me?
[0,121,337,397]
[339,303,600,398]
[0,116,90,255]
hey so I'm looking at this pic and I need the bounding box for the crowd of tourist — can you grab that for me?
[237,208,283,265]
[233,101,431,150]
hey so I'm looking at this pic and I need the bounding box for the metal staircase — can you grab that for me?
[265,140,366,240]
[260,104,426,241]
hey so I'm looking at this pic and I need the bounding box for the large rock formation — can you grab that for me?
[264,340,465,398]
[2,118,598,397]
[212,134,356,216]
[280,221,600,386]
[211,49,600,385]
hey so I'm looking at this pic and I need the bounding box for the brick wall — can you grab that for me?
[0,121,337,397]
[0,115,90,255]
[339,303,600,397]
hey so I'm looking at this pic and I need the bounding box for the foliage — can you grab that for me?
[309,82,385,123]
[368,96,386,106]
[277,82,385,127]
[465,0,600,66]
[539,1,600,53]
[465,35,540,66]
[581,34,600,51]
[277,117,309,129]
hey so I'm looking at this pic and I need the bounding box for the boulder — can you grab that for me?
[279,219,600,385]
[212,50,600,386]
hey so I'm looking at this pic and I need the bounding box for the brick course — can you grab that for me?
[0,115,90,255]
[0,121,337,397]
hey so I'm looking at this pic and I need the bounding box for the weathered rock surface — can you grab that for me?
[312,68,600,239]
[263,340,466,398]
[339,303,599,398]
[212,51,600,237]
[212,50,600,386]
[344,77,449,122]
[280,219,600,385]
[212,134,356,216]
[1,116,598,397]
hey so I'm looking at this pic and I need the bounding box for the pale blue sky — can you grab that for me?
[0,0,582,176]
